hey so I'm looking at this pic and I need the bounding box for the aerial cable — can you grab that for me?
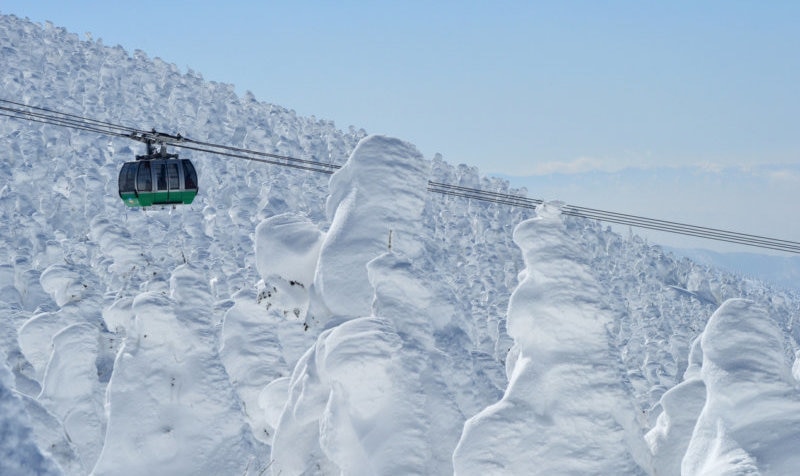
[562,204,800,249]
[428,183,800,253]
[0,99,341,173]
[0,108,132,139]
[181,136,341,173]
[560,208,800,253]
[175,142,338,175]
[2,97,799,253]
[427,186,537,210]
[428,181,543,208]
[0,98,142,136]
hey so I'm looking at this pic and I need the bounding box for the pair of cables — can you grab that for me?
[3,98,799,253]
[427,181,800,253]
[0,98,341,175]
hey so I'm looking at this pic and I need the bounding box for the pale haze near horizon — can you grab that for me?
[2,1,798,252]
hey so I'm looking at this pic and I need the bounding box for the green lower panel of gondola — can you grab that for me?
[171,189,198,205]
[119,190,197,207]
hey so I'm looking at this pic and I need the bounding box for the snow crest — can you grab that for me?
[454,203,649,474]
[646,299,800,474]
[311,134,429,321]
[681,299,800,474]
[94,266,263,475]
[269,135,461,475]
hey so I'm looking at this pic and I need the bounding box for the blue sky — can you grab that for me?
[3,1,799,252]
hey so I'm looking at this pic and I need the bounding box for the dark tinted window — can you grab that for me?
[167,163,180,189]
[118,163,137,193]
[137,161,152,191]
[155,162,168,191]
[183,160,198,190]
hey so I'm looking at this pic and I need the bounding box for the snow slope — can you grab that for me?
[1,13,800,475]
[670,247,800,293]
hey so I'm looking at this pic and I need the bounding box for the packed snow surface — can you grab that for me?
[1,13,800,475]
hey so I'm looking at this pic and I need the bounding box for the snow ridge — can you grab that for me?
[455,203,649,474]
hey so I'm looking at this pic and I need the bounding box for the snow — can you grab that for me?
[0,360,62,476]
[255,213,324,287]
[311,134,429,321]
[681,299,800,475]
[269,135,461,474]
[645,337,706,475]
[93,272,264,476]
[37,323,105,471]
[1,12,800,475]
[454,203,649,474]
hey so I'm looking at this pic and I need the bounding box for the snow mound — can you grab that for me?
[681,299,800,475]
[454,203,649,475]
[93,267,264,475]
[272,316,405,475]
[38,323,104,472]
[254,212,324,324]
[270,136,466,475]
[0,361,62,476]
[312,134,429,320]
[255,213,324,286]
[645,336,706,475]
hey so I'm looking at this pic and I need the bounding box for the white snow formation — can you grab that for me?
[1,13,800,475]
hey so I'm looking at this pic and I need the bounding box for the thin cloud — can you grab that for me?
[694,161,727,174]
[717,163,800,183]
[521,156,626,176]
[764,168,800,183]
[515,158,800,181]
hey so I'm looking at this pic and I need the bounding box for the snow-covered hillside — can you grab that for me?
[2,14,800,475]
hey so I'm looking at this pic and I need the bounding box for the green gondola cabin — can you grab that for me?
[118,158,198,207]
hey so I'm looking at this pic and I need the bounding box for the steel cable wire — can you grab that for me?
[0,98,143,135]
[562,204,799,249]
[0,99,342,173]
[0,109,133,139]
[427,181,800,253]
[175,142,338,175]
[180,137,341,172]
[3,98,799,253]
